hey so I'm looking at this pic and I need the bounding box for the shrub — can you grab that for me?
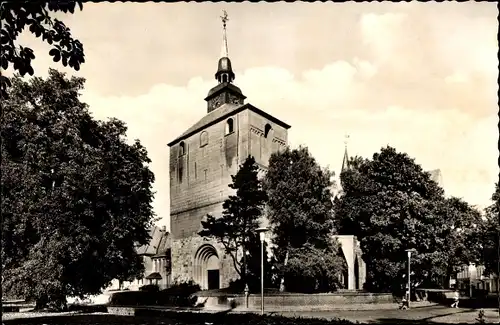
[109,291,158,306]
[109,280,201,308]
[139,284,159,292]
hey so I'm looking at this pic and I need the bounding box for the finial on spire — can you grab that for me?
[220,10,229,58]
[344,134,350,147]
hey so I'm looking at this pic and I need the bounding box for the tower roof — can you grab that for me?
[205,10,244,113]
[167,103,291,147]
[341,135,350,172]
[214,10,235,84]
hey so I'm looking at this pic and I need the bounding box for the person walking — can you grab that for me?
[450,289,460,308]
[399,289,410,310]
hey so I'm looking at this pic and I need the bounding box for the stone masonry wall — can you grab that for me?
[171,236,239,288]
[169,105,289,288]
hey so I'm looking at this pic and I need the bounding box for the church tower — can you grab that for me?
[167,11,290,290]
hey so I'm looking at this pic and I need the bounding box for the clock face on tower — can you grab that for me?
[228,94,242,105]
[210,93,225,110]
[209,92,243,112]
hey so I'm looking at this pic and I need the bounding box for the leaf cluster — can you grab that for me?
[481,183,500,276]
[336,146,483,292]
[1,70,155,307]
[284,238,346,293]
[1,1,84,98]
[263,146,336,253]
[263,146,341,291]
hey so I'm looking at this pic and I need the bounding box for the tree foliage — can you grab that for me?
[263,146,343,292]
[285,239,345,293]
[482,183,500,277]
[335,146,483,293]
[0,1,85,98]
[229,238,276,293]
[199,156,267,283]
[1,70,155,309]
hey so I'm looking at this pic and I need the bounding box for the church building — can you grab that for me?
[167,12,290,290]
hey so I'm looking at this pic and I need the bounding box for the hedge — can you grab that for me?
[109,282,200,307]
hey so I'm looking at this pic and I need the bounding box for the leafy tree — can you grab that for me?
[336,147,440,292]
[482,183,500,279]
[1,70,155,309]
[199,156,267,285]
[432,197,484,286]
[229,237,276,293]
[1,1,85,98]
[336,146,483,293]
[263,146,342,292]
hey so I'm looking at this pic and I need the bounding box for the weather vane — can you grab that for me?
[344,134,350,146]
[221,10,229,30]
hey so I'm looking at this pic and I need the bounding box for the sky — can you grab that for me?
[9,2,499,229]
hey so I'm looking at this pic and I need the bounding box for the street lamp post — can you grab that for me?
[405,248,417,309]
[256,227,268,316]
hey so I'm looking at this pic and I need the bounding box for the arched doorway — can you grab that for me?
[194,244,220,290]
[354,256,360,290]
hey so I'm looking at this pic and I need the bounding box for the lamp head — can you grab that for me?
[405,248,417,257]
[256,227,268,241]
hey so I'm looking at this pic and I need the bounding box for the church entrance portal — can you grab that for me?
[194,244,220,290]
[208,270,220,289]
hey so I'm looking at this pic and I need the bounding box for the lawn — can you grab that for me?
[2,310,355,325]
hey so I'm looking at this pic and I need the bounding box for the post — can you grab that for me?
[244,283,249,308]
[256,227,268,316]
[261,234,264,315]
[405,248,416,309]
[408,251,411,309]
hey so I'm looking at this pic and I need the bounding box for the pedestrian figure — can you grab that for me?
[399,290,410,310]
[450,289,459,308]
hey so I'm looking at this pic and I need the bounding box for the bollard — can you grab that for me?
[244,283,250,308]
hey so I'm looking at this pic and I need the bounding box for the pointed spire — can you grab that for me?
[214,10,235,85]
[341,134,350,172]
[220,10,229,58]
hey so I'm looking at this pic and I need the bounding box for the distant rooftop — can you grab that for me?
[136,225,171,258]
[428,169,443,187]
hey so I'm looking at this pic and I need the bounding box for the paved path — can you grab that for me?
[268,306,500,323]
[3,304,499,324]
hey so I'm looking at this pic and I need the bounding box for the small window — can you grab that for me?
[225,118,234,135]
[200,131,208,147]
[264,123,272,138]
[222,74,228,83]
[179,142,185,156]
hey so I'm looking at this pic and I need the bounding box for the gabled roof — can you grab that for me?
[145,272,162,280]
[167,103,291,147]
[153,231,171,258]
[136,226,170,256]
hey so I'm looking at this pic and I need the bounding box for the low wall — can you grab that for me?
[196,291,395,309]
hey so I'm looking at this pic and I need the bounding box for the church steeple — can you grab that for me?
[205,10,246,113]
[215,10,235,84]
[341,134,350,172]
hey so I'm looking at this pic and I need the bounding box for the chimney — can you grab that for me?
[162,225,166,232]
